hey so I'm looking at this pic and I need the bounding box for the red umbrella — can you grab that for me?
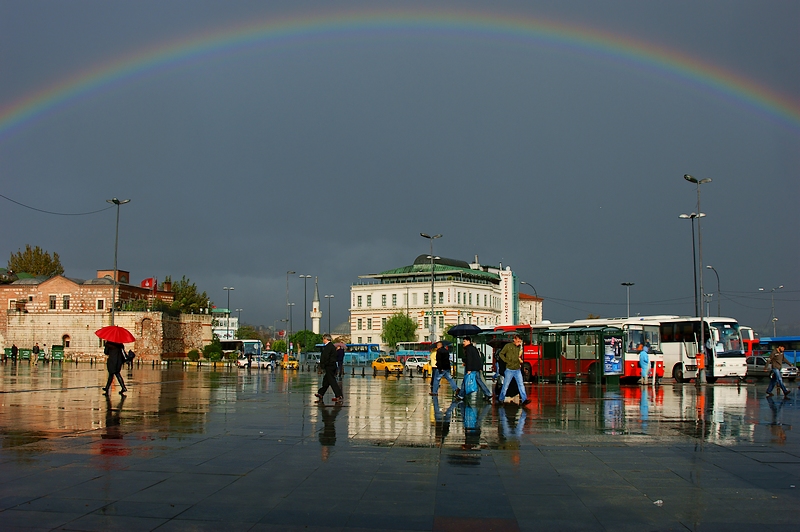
[95,325,135,344]
[334,342,347,349]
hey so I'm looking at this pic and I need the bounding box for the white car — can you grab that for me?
[236,354,273,369]
[404,356,431,372]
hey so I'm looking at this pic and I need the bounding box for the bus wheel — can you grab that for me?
[522,363,532,382]
[672,364,687,383]
[705,377,717,384]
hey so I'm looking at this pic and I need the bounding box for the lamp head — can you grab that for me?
[684,174,698,183]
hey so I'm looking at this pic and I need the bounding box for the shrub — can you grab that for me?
[187,349,200,361]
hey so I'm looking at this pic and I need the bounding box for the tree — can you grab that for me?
[8,245,64,277]
[289,330,322,352]
[235,325,262,340]
[272,339,287,353]
[381,313,418,348]
[164,275,210,314]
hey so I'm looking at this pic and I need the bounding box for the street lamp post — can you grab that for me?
[106,197,130,326]
[324,294,334,334]
[286,270,295,341]
[223,287,234,340]
[236,308,243,327]
[520,281,539,324]
[299,275,311,351]
[288,302,295,350]
[679,212,705,317]
[759,285,783,336]
[684,174,712,385]
[706,265,720,316]
[621,282,634,318]
[420,233,442,341]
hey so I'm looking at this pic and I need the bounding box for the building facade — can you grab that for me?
[0,270,212,360]
[350,255,540,351]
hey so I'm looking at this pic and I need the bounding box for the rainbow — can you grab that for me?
[1,9,798,139]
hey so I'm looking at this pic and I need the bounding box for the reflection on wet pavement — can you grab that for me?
[1,362,798,530]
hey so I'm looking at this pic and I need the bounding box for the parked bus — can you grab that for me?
[655,316,746,383]
[496,318,664,384]
[344,343,382,365]
[395,342,434,363]
[220,339,263,357]
[740,326,759,357]
[753,336,800,365]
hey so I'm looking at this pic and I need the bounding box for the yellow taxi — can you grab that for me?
[372,357,403,375]
[281,355,299,370]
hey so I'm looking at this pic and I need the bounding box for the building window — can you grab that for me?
[424,293,429,305]
[381,294,386,307]
[357,337,363,343]
[367,336,372,343]
[357,318,363,330]
[97,299,105,310]
[469,293,473,305]
[8,299,16,310]
[357,296,362,308]
[62,295,70,310]
[382,317,387,328]
[392,294,397,306]
[366,295,372,307]
[439,292,444,304]
[439,316,444,329]
[458,292,461,304]
[49,295,57,310]
[424,316,429,328]
[484,294,487,307]
[62,334,70,347]
[412,293,417,305]
[367,318,372,330]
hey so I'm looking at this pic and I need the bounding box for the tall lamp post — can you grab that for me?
[621,282,634,318]
[236,308,243,331]
[684,174,712,385]
[223,287,234,339]
[299,275,311,351]
[759,285,783,336]
[324,294,334,334]
[520,281,539,324]
[286,270,295,342]
[106,197,130,326]
[288,303,295,349]
[679,212,705,316]
[420,233,442,341]
[706,265,720,316]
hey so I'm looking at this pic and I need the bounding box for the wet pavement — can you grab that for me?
[1,361,799,531]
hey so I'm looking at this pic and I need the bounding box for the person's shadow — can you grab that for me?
[766,396,790,444]
[319,404,343,446]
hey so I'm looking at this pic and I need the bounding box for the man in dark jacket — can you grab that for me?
[103,341,127,395]
[431,340,459,396]
[315,334,343,403]
[766,346,790,397]
[457,337,492,402]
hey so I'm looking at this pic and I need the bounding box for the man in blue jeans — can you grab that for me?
[457,337,492,402]
[431,340,459,396]
[497,335,530,406]
[766,345,791,397]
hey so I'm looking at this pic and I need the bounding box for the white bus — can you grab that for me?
[654,316,746,383]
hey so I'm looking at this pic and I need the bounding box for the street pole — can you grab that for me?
[324,294,334,334]
[288,303,295,351]
[684,174,712,385]
[521,281,539,323]
[286,270,295,341]
[300,275,311,351]
[706,265,720,316]
[760,285,783,336]
[420,233,442,342]
[106,198,130,326]
[621,282,634,318]
[223,287,234,340]
[679,213,704,317]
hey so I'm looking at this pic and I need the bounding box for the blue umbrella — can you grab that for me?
[447,324,483,337]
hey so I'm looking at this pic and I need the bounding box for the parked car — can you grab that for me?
[746,356,797,381]
[372,357,403,375]
[404,356,431,373]
[236,354,272,368]
[282,356,299,370]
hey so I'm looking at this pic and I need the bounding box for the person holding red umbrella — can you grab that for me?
[102,341,127,395]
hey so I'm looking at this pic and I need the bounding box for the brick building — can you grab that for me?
[0,270,212,360]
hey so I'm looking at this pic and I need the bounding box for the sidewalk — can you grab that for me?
[0,364,798,531]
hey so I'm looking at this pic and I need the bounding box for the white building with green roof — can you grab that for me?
[351,255,523,350]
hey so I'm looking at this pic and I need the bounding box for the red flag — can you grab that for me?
[141,278,155,289]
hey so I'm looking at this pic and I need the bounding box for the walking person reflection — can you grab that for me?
[432,395,458,447]
[766,395,790,444]
[497,404,527,450]
[102,393,126,440]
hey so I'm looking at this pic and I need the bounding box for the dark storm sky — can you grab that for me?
[1,1,797,335]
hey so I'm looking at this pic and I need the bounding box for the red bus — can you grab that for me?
[494,318,665,384]
[739,326,759,357]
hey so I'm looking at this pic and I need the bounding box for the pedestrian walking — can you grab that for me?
[32,342,40,365]
[639,345,650,385]
[336,344,345,379]
[315,334,343,403]
[10,343,17,361]
[766,345,790,397]
[497,335,530,405]
[457,337,493,401]
[102,341,127,395]
[431,340,459,396]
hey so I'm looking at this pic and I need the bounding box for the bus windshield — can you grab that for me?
[710,322,743,356]
[626,325,661,354]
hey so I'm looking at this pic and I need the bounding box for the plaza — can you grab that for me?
[0,363,798,531]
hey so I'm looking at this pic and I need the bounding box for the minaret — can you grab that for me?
[311,277,322,334]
